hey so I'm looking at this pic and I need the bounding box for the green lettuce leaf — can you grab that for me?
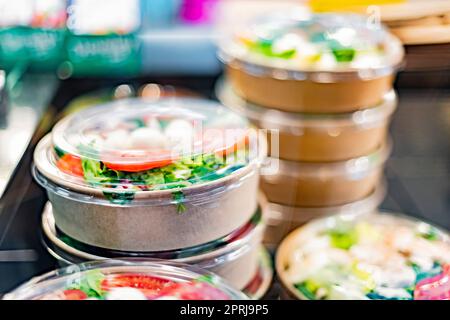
[67,270,105,298]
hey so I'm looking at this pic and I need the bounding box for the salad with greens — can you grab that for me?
[225,13,400,71]
[280,213,450,300]
[53,111,252,211]
[30,270,233,300]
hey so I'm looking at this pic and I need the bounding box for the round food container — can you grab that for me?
[260,141,390,207]
[217,79,397,162]
[41,203,266,290]
[262,182,385,247]
[33,97,265,252]
[219,11,404,113]
[276,211,450,300]
[243,249,274,299]
[4,259,248,300]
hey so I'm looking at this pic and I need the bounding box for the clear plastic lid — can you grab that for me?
[4,259,248,300]
[35,97,260,195]
[219,10,404,80]
[263,140,391,179]
[217,79,397,131]
[263,181,385,226]
[277,211,450,300]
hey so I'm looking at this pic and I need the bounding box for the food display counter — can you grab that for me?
[0,72,448,299]
[0,0,449,303]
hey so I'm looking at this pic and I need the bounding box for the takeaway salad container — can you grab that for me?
[262,182,385,247]
[4,260,248,300]
[217,80,397,162]
[276,212,450,300]
[260,142,390,207]
[33,97,264,252]
[219,11,404,113]
[41,204,267,291]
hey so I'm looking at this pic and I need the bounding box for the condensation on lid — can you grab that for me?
[34,97,262,195]
[219,10,404,79]
[52,98,250,164]
[3,259,248,300]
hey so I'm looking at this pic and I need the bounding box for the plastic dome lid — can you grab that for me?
[34,97,260,195]
[4,259,248,300]
[219,10,404,77]
[277,212,450,300]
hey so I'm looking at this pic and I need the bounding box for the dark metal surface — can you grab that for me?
[0,75,448,298]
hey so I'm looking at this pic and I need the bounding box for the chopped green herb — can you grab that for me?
[252,40,296,59]
[131,118,146,128]
[332,47,356,62]
[74,143,248,206]
[294,282,317,300]
[196,274,215,285]
[67,270,105,298]
[366,290,412,300]
[54,146,66,158]
[103,191,135,205]
[411,262,442,283]
[327,228,358,250]
[172,191,186,214]
[144,172,165,187]
[419,227,440,241]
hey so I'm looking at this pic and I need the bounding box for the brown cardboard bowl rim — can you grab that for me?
[41,202,265,268]
[218,34,405,83]
[379,1,450,22]
[276,210,450,300]
[34,134,265,205]
[263,180,386,225]
[216,79,398,131]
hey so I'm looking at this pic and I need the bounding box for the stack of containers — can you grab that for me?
[33,97,270,296]
[217,11,404,246]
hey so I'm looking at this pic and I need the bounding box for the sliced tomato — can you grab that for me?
[102,150,176,172]
[202,128,249,157]
[56,154,84,177]
[216,133,250,157]
[63,289,88,300]
[100,274,175,299]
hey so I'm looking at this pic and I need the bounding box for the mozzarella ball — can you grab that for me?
[104,129,132,150]
[164,119,194,146]
[130,127,166,149]
[106,288,147,300]
[145,117,163,131]
[316,52,337,70]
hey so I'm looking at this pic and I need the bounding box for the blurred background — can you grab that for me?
[0,0,448,295]
[0,0,448,193]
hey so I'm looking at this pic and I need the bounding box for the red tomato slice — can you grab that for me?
[102,150,176,172]
[63,289,88,300]
[100,274,175,298]
[56,154,84,177]
[216,133,249,157]
[202,128,249,157]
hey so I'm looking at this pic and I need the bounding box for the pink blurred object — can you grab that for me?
[414,264,450,300]
[179,0,220,24]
